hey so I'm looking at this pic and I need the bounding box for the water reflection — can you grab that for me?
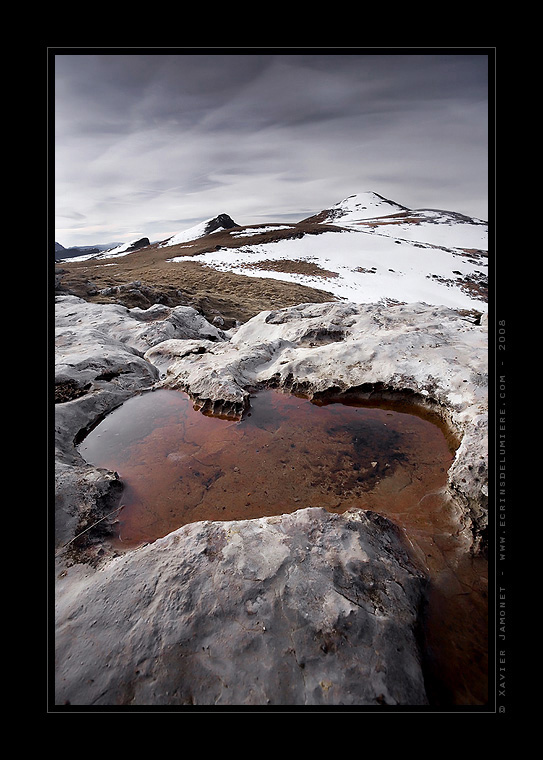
[77,388,454,548]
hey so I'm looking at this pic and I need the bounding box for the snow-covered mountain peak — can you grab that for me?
[304,192,487,231]
[306,192,410,226]
[335,191,410,216]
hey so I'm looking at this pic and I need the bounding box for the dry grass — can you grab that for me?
[56,255,337,327]
[55,220,345,325]
[237,258,339,279]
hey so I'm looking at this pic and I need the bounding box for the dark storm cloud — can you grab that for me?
[54,51,490,247]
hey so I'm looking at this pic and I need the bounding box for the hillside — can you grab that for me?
[55,192,488,323]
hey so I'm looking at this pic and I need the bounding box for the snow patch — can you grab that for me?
[170,227,488,312]
[160,220,217,247]
[231,226,294,237]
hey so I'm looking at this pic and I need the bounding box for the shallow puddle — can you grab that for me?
[78,388,454,546]
[77,387,487,706]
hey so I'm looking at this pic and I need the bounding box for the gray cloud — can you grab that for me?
[54,51,490,246]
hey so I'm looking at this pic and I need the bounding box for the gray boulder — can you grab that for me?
[55,507,428,707]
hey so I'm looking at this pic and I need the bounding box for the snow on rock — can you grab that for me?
[160,213,239,246]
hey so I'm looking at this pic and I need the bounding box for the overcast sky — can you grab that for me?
[53,50,491,247]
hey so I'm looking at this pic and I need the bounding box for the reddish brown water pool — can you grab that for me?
[77,387,488,707]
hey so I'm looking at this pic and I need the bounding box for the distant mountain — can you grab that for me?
[56,193,488,313]
[55,244,100,261]
[56,239,148,262]
[55,241,124,261]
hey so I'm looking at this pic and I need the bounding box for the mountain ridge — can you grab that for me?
[57,191,487,258]
[55,191,488,317]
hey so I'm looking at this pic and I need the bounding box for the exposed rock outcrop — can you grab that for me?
[53,294,488,707]
[54,296,226,550]
[123,236,150,251]
[55,507,428,707]
[203,213,239,234]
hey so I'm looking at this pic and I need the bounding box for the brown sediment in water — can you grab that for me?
[77,387,487,706]
[77,388,455,546]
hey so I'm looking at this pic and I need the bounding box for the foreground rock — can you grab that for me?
[55,507,428,706]
[53,294,488,707]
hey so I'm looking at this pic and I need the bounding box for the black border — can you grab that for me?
[47,46,501,715]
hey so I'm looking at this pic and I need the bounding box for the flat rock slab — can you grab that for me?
[55,507,428,707]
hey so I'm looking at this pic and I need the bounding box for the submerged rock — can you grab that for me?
[55,507,428,707]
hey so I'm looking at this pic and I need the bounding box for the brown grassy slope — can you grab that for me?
[55,221,343,326]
